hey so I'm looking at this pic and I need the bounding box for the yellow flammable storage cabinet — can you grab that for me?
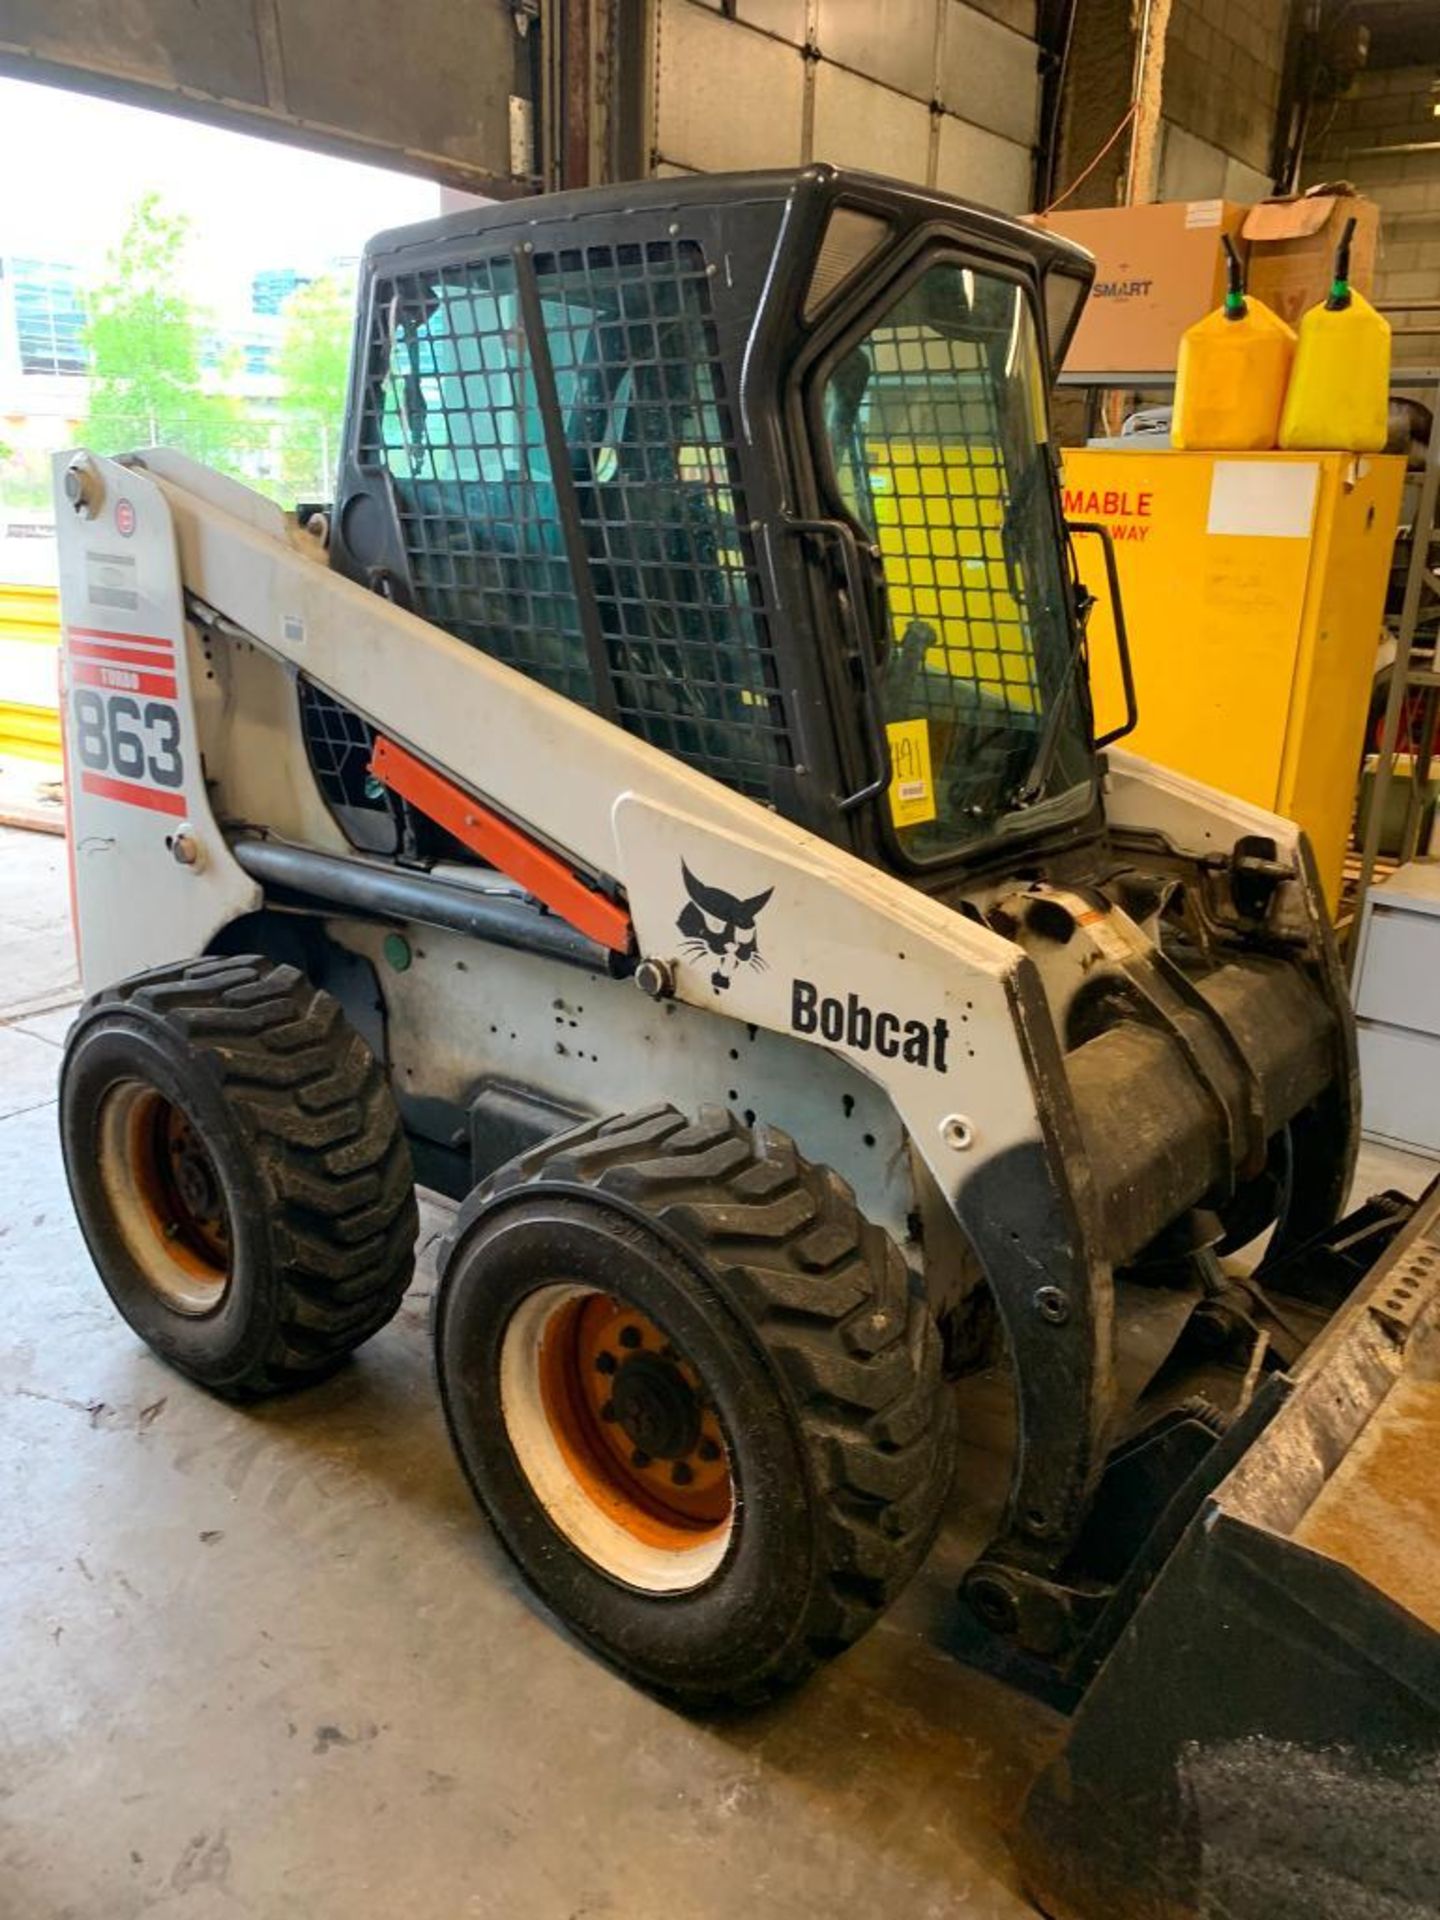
[1069,448,1403,908]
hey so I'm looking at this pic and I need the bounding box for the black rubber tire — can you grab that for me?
[435,1103,955,1707]
[59,954,417,1397]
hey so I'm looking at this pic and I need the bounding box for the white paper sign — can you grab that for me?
[1206,460,1319,539]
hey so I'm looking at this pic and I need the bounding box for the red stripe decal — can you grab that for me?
[71,659,177,699]
[66,637,176,660]
[59,689,80,948]
[70,639,175,672]
[80,770,187,816]
[70,632,172,654]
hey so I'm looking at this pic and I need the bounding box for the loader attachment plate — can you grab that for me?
[1016,1174,1440,1920]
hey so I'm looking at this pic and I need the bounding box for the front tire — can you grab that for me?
[435,1104,954,1706]
[59,954,418,1397]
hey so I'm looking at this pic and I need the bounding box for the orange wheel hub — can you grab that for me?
[535,1293,733,1552]
[98,1081,232,1313]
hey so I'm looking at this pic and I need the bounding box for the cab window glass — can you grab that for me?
[821,261,1091,859]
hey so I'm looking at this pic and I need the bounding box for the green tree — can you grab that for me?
[274,272,355,498]
[81,193,247,472]
[0,433,54,512]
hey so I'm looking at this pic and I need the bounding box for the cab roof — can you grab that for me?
[363,164,1096,287]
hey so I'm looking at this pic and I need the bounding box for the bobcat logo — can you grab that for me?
[676,862,773,994]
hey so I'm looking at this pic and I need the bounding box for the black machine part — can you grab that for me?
[1017,1173,1440,1920]
[230,834,619,974]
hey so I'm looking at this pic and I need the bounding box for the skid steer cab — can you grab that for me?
[51,168,1439,1881]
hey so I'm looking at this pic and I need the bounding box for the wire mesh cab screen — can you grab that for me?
[821,260,1092,862]
[356,238,792,800]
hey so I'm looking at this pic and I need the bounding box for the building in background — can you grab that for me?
[0,246,362,519]
[0,74,439,589]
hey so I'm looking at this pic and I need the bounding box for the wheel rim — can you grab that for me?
[499,1283,736,1593]
[96,1080,232,1315]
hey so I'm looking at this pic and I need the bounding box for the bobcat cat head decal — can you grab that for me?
[676,862,774,994]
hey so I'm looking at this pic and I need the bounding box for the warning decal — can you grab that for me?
[66,625,187,817]
[886,717,937,828]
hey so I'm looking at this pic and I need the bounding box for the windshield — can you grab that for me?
[820,259,1094,862]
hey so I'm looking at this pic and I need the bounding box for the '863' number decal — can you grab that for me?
[70,688,187,814]
[72,689,183,787]
[65,624,190,817]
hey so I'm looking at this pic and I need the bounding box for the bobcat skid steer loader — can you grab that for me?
[53,169,1438,1917]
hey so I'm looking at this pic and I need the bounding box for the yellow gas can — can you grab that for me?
[1173,238,1295,451]
[1279,220,1391,453]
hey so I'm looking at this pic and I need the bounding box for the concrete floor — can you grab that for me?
[1,824,1432,1920]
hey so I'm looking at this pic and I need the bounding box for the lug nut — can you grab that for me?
[594,1351,617,1375]
[671,1462,694,1487]
[697,1437,721,1462]
[618,1325,641,1350]
[630,1448,652,1469]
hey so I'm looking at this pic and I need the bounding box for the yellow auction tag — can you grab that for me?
[885,717,936,827]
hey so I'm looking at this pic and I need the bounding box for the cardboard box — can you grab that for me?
[1029,200,1249,374]
[1243,189,1379,331]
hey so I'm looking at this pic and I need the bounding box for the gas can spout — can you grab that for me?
[1221,234,1247,320]
[1326,214,1358,311]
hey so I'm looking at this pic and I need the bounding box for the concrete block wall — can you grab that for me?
[1051,0,1133,208]
[1306,67,1440,367]
[1162,0,1290,179]
[1055,0,1285,210]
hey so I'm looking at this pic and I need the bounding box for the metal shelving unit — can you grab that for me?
[1349,368,1440,962]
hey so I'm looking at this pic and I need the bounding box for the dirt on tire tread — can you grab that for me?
[441,1100,954,1703]
[89,954,417,1395]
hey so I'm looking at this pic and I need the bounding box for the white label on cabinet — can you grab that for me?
[1207,461,1319,539]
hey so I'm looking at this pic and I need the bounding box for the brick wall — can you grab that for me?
[1052,0,1135,207]
[1306,67,1440,368]
[1163,0,1290,177]
[1055,0,1288,209]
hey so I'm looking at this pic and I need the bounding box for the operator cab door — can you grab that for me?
[322,225,831,859]
[794,234,1102,881]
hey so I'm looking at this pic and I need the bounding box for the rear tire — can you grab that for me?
[435,1103,955,1706]
[59,954,417,1397]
